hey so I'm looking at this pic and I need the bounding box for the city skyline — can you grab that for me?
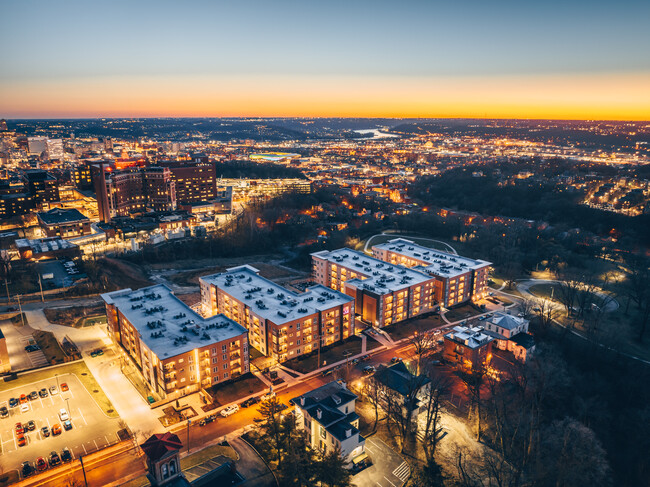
[1,0,649,120]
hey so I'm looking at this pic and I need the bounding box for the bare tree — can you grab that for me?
[421,371,450,461]
[518,297,535,320]
[456,366,486,441]
[410,330,435,375]
[363,379,382,430]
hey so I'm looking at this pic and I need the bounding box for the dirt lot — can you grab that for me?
[100,257,153,290]
[205,373,267,407]
[167,260,304,287]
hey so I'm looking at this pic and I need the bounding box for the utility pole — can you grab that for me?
[186,419,191,454]
[38,274,44,302]
[16,295,25,327]
[79,455,88,487]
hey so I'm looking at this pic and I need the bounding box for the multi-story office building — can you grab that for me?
[311,248,437,328]
[94,165,176,222]
[102,284,249,399]
[371,238,491,307]
[37,208,91,238]
[22,170,59,205]
[72,163,94,190]
[200,265,355,363]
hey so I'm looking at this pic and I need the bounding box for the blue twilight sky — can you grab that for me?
[0,0,649,119]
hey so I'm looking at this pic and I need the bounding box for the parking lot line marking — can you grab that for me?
[383,476,396,487]
[82,444,87,455]
[78,407,88,426]
[93,439,98,450]
[105,435,110,445]
[0,432,3,454]
[365,446,375,454]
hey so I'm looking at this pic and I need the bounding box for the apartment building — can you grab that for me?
[442,325,494,371]
[102,284,249,400]
[371,238,491,307]
[290,381,365,462]
[200,265,354,363]
[311,248,436,328]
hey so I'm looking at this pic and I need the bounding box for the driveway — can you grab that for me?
[353,436,409,487]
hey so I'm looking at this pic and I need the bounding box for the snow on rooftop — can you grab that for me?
[200,266,353,325]
[312,248,433,292]
[102,284,246,359]
[444,325,494,349]
[373,238,491,278]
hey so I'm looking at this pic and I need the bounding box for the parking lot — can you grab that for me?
[353,437,409,487]
[0,322,48,372]
[0,372,122,474]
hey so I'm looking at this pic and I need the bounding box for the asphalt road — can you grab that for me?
[0,373,121,474]
[354,437,409,487]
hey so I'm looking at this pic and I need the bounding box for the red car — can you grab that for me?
[19,394,27,405]
[14,422,23,435]
[35,457,48,472]
[51,424,62,436]
[17,435,26,447]
[60,383,69,392]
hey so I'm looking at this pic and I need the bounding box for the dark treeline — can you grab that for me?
[214,160,307,180]
[409,161,650,247]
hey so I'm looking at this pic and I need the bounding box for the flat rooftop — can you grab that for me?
[373,238,491,278]
[102,284,247,359]
[312,248,433,293]
[15,238,77,253]
[444,325,494,349]
[200,265,353,325]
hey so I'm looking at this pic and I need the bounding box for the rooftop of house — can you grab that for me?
[372,361,431,397]
[444,325,494,349]
[373,238,491,278]
[140,432,183,463]
[488,311,528,331]
[37,208,89,225]
[199,265,353,325]
[311,248,433,293]
[510,332,536,349]
[290,381,361,443]
[102,284,247,359]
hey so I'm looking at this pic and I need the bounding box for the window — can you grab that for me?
[297,322,301,330]
[211,348,216,355]
[320,425,327,440]
[222,344,227,352]
[212,358,218,364]
[223,354,227,361]
[223,364,228,369]
[213,367,218,373]
[223,372,229,379]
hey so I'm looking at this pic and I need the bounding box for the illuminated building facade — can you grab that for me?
[371,238,491,307]
[311,248,437,328]
[200,265,354,363]
[103,284,249,399]
[37,208,91,238]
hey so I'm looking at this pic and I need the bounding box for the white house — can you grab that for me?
[483,312,535,362]
[290,381,365,463]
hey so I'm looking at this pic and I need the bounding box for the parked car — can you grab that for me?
[61,447,72,463]
[35,457,48,472]
[90,349,104,358]
[260,392,276,401]
[41,426,50,438]
[351,358,360,365]
[363,365,376,375]
[24,345,40,352]
[19,395,27,405]
[20,403,30,413]
[50,385,58,395]
[390,357,402,364]
[360,354,370,362]
[9,397,18,408]
[0,406,8,418]
[51,424,62,436]
[15,422,23,435]
[63,420,72,431]
[321,369,333,377]
[49,451,61,467]
[39,388,48,398]
[26,420,36,431]
[431,360,443,366]
[28,391,38,401]
[59,408,69,421]
[17,435,27,447]
[240,397,260,408]
[21,461,35,478]
[199,416,215,426]
[60,383,69,392]
[220,404,239,417]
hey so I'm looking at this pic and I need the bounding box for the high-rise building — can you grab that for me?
[21,169,59,204]
[93,165,176,222]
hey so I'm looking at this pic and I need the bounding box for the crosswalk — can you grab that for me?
[20,336,48,367]
[392,462,410,483]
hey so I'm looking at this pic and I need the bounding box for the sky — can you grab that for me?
[1,0,649,120]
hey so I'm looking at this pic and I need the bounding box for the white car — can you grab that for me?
[20,403,29,413]
[220,405,239,417]
[50,385,58,395]
[59,408,69,421]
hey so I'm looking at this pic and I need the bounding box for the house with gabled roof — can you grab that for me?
[290,380,365,463]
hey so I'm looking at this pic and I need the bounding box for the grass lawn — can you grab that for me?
[82,315,107,327]
[33,329,68,364]
[283,335,378,374]
[181,444,238,469]
[0,361,119,418]
[383,314,445,341]
[489,276,505,289]
[206,373,267,407]
[44,304,106,327]
[528,283,559,300]
[444,304,484,323]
